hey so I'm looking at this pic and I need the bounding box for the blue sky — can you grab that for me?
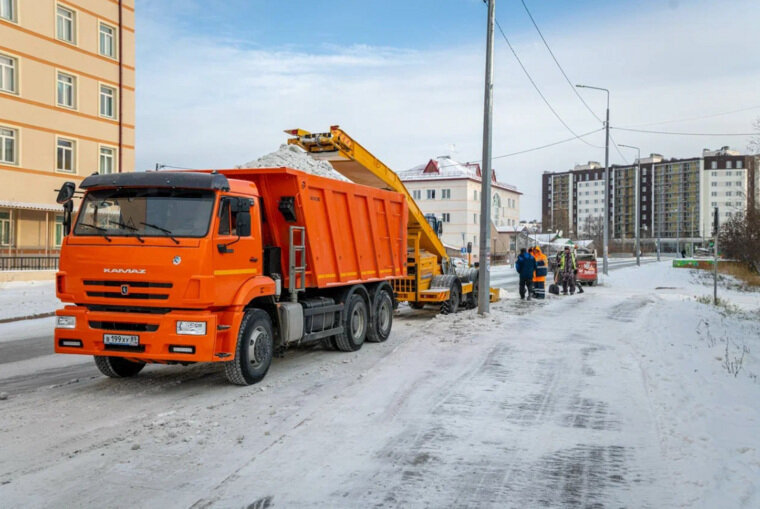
[135,0,760,219]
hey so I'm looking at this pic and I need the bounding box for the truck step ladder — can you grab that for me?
[289,226,306,302]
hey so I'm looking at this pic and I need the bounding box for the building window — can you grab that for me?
[99,23,116,58]
[426,189,435,200]
[99,146,115,174]
[57,72,76,108]
[737,160,743,169]
[0,211,10,246]
[100,84,116,118]
[0,126,17,164]
[56,5,76,43]
[736,181,743,187]
[55,216,64,247]
[711,182,717,187]
[710,161,717,169]
[442,188,451,199]
[711,191,717,196]
[473,214,478,224]
[442,213,450,223]
[0,53,17,94]
[0,0,15,22]
[711,202,717,207]
[56,138,75,173]
[473,190,478,201]
[726,160,732,169]
[412,190,421,200]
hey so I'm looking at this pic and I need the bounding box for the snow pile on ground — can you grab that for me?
[240,144,349,181]
[0,281,58,321]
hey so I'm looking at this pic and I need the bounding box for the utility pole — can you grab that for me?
[619,144,640,266]
[478,0,495,315]
[713,207,719,304]
[576,84,610,275]
[657,170,663,261]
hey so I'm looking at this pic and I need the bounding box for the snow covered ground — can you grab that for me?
[0,280,57,321]
[0,261,758,508]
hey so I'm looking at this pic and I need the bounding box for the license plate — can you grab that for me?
[103,334,139,347]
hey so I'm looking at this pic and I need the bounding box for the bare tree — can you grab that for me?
[581,215,604,251]
[719,205,760,273]
[748,117,760,154]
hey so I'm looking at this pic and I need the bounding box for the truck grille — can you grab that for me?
[89,321,159,332]
[83,280,172,300]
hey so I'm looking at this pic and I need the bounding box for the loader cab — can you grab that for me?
[425,214,443,238]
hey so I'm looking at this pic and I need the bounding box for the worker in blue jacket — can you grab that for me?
[515,248,536,300]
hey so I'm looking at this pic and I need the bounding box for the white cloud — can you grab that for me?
[136,0,760,220]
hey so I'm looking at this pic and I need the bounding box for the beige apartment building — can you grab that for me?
[0,0,135,266]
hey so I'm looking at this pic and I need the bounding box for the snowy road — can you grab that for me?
[1,262,758,508]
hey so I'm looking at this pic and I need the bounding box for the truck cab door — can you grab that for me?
[213,196,262,301]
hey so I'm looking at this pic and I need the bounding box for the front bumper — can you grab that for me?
[54,306,232,362]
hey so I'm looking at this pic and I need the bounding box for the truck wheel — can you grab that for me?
[93,356,145,378]
[409,302,426,310]
[334,293,368,352]
[367,289,393,343]
[441,279,461,315]
[224,309,274,386]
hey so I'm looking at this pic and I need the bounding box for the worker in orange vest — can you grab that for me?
[532,246,548,299]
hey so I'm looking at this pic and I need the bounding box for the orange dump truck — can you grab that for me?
[54,168,407,385]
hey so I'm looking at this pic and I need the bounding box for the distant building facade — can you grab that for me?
[541,147,756,248]
[0,0,135,263]
[399,156,521,258]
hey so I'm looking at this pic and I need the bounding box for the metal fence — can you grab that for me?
[0,256,59,271]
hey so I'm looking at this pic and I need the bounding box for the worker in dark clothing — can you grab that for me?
[573,245,584,294]
[558,246,576,295]
[515,248,536,300]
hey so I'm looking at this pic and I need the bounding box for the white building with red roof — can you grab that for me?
[399,156,521,255]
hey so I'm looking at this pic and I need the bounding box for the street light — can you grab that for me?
[576,84,609,275]
[618,144,641,266]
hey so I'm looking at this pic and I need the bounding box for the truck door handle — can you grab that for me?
[250,257,258,263]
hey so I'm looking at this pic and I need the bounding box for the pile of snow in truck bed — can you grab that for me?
[239,144,348,181]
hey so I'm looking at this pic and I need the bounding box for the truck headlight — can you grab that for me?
[176,321,207,335]
[56,316,77,329]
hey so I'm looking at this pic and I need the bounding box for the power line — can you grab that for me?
[435,128,604,170]
[611,127,758,136]
[519,0,603,123]
[608,133,629,165]
[493,128,604,159]
[494,19,602,149]
[624,104,760,128]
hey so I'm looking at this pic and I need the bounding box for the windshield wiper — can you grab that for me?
[140,222,179,244]
[78,223,112,242]
[108,220,144,243]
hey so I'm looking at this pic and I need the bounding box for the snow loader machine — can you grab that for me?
[287,126,499,313]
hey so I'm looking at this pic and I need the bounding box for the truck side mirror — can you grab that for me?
[56,182,76,236]
[56,181,75,204]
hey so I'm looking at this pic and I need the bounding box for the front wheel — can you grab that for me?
[94,356,145,378]
[224,309,274,386]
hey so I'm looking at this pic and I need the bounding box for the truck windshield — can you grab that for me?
[74,188,215,238]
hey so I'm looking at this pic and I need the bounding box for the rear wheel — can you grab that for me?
[441,278,461,315]
[334,294,368,352]
[367,288,393,343]
[224,309,274,386]
[94,356,145,378]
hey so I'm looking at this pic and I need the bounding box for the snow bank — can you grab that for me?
[239,144,349,181]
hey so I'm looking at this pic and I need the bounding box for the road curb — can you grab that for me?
[0,312,56,324]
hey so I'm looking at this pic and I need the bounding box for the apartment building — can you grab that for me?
[399,156,521,257]
[541,147,756,248]
[541,161,612,236]
[0,0,135,262]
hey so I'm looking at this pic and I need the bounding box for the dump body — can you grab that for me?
[230,168,407,290]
